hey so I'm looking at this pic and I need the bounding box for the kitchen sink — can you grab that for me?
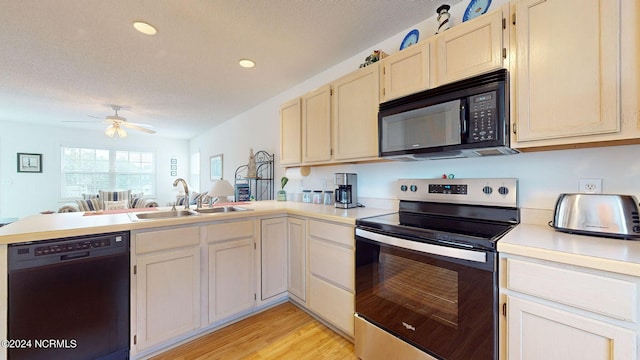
[130,209,199,220]
[195,206,253,214]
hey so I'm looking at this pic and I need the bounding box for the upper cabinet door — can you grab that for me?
[380,40,431,103]
[435,8,504,86]
[302,84,332,163]
[514,0,620,143]
[332,64,380,161]
[280,98,302,166]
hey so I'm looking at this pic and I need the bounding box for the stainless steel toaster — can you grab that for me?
[552,193,640,239]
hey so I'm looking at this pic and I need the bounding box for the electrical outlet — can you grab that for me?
[578,178,602,194]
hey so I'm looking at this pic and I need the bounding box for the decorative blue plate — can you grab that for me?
[463,0,492,22]
[400,29,419,50]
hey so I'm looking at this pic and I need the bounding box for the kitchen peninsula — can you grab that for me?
[0,201,392,360]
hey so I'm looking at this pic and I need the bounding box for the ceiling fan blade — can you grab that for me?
[88,115,103,119]
[121,122,156,134]
[62,120,104,123]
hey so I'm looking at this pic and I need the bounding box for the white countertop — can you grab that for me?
[0,200,394,245]
[5,201,640,276]
[498,223,640,276]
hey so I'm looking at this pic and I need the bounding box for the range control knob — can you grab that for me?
[400,185,408,192]
[482,186,493,195]
[498,186,510,195]
[410,185,418,192]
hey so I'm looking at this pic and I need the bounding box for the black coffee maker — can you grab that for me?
[334,173,357,209]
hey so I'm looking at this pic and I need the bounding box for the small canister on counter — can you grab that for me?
[323,191,334,205]
[302,190,312,203]
[312,190,323,204]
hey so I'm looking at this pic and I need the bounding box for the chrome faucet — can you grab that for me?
[173,178,190,210]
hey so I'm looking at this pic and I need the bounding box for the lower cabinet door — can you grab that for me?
[507,296,636,360]
[208,238,255,323]
[308,274,354,337]
[287,217,306,302]
[136,246,201,350]
[261,218,288,300]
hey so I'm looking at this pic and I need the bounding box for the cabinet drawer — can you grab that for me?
[207,220,254,243]
[507,258,638,321]
[308,238,354,291]
[308,219,353,247]
[308,274,354,336]
[136,226,200,254]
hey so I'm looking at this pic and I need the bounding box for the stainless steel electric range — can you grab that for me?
[355,178,519,360]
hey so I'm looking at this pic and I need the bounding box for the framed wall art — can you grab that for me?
[210,154,223,180]
[17,153,42,173]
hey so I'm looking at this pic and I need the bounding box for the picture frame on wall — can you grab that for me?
[17,153,42,173]
[210,154,223,180]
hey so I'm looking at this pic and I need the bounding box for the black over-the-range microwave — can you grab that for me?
[378,69,518,160]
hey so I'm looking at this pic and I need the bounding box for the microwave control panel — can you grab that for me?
[468,91,497,142]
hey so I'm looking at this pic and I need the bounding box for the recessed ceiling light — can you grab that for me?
[133,21,157,35]
[238,59,255,68]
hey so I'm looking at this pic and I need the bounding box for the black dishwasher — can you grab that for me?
[8,231,130,360]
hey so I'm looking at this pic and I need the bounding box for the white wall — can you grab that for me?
[187,0,638,213]
[282,145,640,211]
[0,120,189,218]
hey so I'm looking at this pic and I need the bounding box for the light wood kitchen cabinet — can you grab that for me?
[435,7,505,86]
[206,220,255,324]
[332,63,380,161]
[280,98,302,166]
[302,84,332,164]
[502,255,638,359]
[379,40,431,103]
[286,63,382,166]
[133,226,201,351]
[512,0,621,147]
[260,217,288,300]
[307,219,355,337]
[287,217,306,303]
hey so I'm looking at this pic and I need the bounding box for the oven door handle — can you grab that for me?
[356,228,487,263]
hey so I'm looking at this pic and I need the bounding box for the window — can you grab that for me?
[61,147,155,198]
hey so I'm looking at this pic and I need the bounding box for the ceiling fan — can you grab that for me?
[66,105,156,138]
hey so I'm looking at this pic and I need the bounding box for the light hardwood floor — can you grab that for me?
[151,302,357,360]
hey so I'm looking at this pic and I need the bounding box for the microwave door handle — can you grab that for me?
[460,99,467,136]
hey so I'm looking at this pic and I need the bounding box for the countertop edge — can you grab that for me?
[498,223,640,276]
[498,241,640,277]
[0,202,389,244]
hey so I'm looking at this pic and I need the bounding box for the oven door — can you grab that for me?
[355,228,497,360]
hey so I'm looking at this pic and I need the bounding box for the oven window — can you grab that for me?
[356,237,496,360]
[376,250,458,328]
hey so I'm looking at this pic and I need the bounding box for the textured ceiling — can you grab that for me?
[0,0,460,139]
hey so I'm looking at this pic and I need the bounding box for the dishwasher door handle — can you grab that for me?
[61,251,90,261]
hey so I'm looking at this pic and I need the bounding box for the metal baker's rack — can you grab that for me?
[234,150,274,201]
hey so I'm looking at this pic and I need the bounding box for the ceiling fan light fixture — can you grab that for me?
[105,123,128,138]
[116,126,128,138]
[105,124,116,137]
[133,21,157,35]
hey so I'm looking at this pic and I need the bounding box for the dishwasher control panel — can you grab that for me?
[34,238,112,256]
[8,232,129,271]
